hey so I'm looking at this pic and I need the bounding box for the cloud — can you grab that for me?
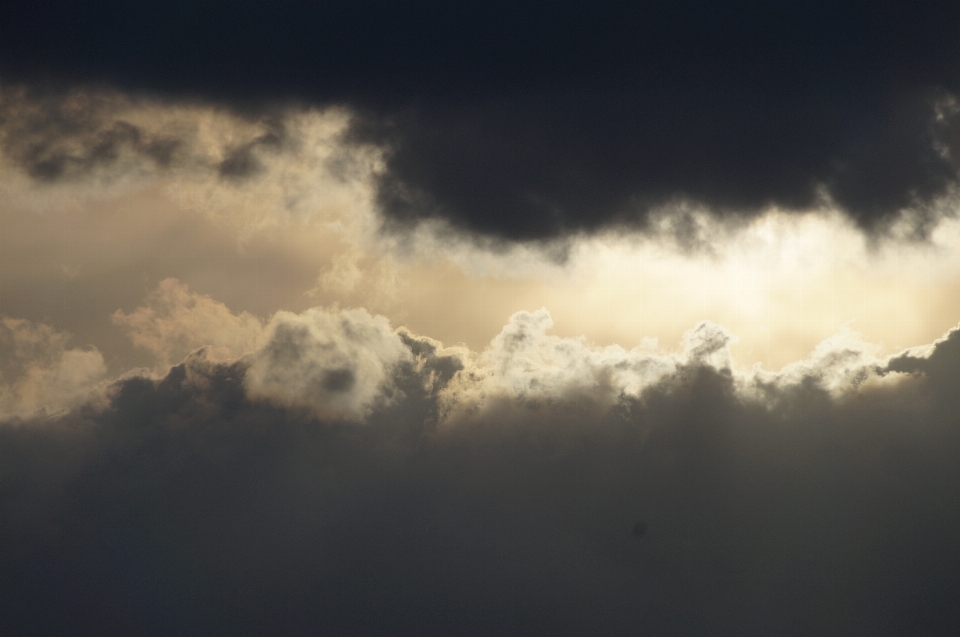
[2,311,960,635]
[440,308,676,420]
[4,2,960,241]
[746,326,884,397]
[245,307,414,421]
[0,317,106,418]
[438,311,744,428]
[113,278,265,370]
[0,87,180,184]
[4,5,960,632]
[885,323,960,397]
[0,87,378,238]
[112,280,419,420]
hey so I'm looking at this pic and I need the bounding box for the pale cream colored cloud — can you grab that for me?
[435,308,938,426]
[439,310,737,423]
[744,326,884,397]
[108,280,426,421]
[0,317,107,418]
[310,246,404,313]
[113,278,266,371]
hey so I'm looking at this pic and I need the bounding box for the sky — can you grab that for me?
[2,2,960,635]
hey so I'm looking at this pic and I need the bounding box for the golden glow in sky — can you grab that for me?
[2,98,960,388]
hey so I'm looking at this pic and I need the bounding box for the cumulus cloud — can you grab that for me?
[438,311,743,426]
[111,280,417,420]
[245,307,413,421]
[442,309,672,419]
[745,326,885,398]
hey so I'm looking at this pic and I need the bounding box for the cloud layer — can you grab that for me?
[3,283,960,635]
[4,6,960,634]
[4,2,960,240]
[0,317,106,418]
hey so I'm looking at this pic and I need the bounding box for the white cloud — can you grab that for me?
[104,282,960,428]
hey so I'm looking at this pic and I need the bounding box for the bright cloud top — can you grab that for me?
[4,278,943,425]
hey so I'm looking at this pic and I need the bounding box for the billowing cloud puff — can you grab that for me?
[113,278,265,369]
[0,317,106,418]
[744,326,886,399]
[110,280,418,421]
[245,307,413,421]
[439,311,741,424]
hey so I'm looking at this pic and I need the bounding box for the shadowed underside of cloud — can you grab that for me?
[2,300,960,636]
[3,2,960,240]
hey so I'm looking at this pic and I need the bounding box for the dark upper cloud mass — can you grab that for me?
[4,1,960,239]
[2,327,960,636]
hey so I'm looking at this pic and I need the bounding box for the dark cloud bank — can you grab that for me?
[4,1,960,239]
[3,326,960,636]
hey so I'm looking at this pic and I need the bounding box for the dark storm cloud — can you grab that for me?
[3,325,960,635]
[4,2,960,240]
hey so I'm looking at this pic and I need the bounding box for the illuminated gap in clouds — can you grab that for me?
[4,89,960,374]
